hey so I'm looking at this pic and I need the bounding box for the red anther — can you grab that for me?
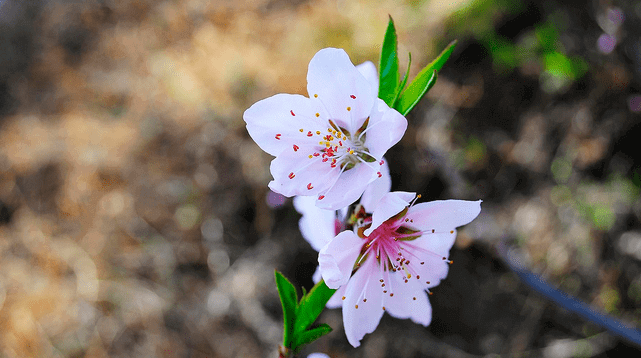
[307,131,313,137]
[377,172,382,178]
[389,293,394,297]
[288,172,295,179]
[442,257,447,260]
[293,144,299,151]
[379,160,385,165]
[426,281,430,284]
[313,152,320,157]
[350,94,356,99]
[322,158,328,162]
[428,292,433,296]
[307,183,313,190]
[420,262,424,265]
[275,133,281,140]
[416,275,420,279]
[290,110,295,116]
[339,141,343,146]
[318,195,325,200]
[432,229,435,233]
[413,297,416,300]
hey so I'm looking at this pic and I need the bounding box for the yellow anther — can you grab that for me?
[314,94,318,98]
[347,106,351,111]
[349,150,354,154]
[299,128,304,132]
[316,130,321,135]
[315,113,320,117]
[308,155,313,158]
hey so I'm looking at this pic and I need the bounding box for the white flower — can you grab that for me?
[244,48,407,210]
[318,192,482,347]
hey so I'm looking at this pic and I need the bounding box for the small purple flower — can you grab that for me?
[244,48,407,210]
[318,192,482,347]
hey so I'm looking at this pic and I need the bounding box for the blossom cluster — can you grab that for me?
[244,48,481,347]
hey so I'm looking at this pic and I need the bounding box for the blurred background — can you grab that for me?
[0,0,640,357]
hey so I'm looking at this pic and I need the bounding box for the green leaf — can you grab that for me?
[396,70,437,116]
[395,40,457,116]
[378,15,400,107]
[391,52,412,108]
[295,280,336,333]
[275,271,298,348]
[292,324,333,354]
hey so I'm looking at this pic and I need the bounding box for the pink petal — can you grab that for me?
[314,162,378,210]
[364,191,416,236]
[268,149,340,197]
[361,99,408,159]
[243,93,326,156]
[307,48,375,135]
[405,200,482,232]
[355,61,379,96]
[312,266,347,309]
[293,196,336,251]
[342,257,385,347]
[359,159,391,212]
[383,271,432,326]
[319,231,364,289]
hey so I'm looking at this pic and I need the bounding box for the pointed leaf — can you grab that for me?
[395,40,457,115]
[295,280,336,333]
[292,324,333,354]
[391,52,412,108]
[378,15,400,106]
[395,70,437,116]
[275,271,298,348]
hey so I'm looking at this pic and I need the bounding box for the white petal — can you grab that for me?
[326,283,348,309]
[383,271,432,326]
[359,159,391,212]
[268,149,340,197]
[243,93,326,156]
[307,48,375,135]
[312,265,347,309]
[342,257,385,347]
[293,196,336,251]
[364,191,416,236]
[405,200,482,232]
[307,353,330,358]
[315,162,378,210]
[362,99,408,159]
[319,231,363,289]
[355,61,379,95]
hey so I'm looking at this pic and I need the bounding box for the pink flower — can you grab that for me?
[244,48,407,210]
[318,192,482,347]
[294,161,392,308]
